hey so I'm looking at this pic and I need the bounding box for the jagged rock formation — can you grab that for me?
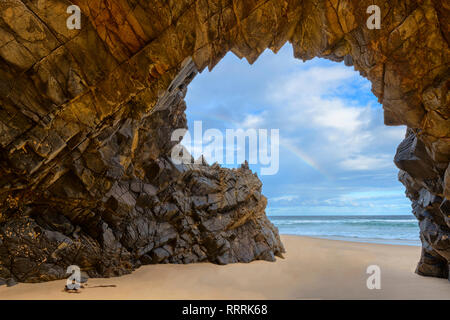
[0,0,448,282]
[395,130,450,279]
[0,56,284,282]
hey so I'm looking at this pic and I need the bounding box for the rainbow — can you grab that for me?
[279,139,331,179]
[185,111,330,178]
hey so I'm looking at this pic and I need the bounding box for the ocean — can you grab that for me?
[268,215,421,246]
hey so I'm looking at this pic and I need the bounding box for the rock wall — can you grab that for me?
[0,0,448,282]
[395,129,450,279]
[0,57,284,282]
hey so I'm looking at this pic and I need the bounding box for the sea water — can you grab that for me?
[268,215,421,246]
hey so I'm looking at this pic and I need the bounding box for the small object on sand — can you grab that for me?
[88,285,117,288]
[65,276,82,293]
[67,283,81,290]
[64,282,86,293]
[64,286,81,294]
[6,278,17,287]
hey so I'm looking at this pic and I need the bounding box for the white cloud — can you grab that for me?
[339,154,393,171]
[271,195,299,202]
[241,114,265,128]
[255,63,406,173]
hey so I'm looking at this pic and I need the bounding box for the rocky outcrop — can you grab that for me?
[0,57,284,282]
[0,0,448,282]
[395,129,450,279]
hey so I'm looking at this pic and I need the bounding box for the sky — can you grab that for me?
[182,43,412,216]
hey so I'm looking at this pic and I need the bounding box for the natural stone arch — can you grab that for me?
[0,0,448,282]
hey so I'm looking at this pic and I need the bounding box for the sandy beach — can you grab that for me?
[0,235,448,300]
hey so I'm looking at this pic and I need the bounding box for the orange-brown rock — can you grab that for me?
[0,0,448,282]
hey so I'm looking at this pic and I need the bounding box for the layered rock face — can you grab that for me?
[395,130,450,279]
[0,0,448,282]
[0,57,284,282]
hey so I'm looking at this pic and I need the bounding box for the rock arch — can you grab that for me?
[0,0,448,282]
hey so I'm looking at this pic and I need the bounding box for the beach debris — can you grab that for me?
[64,288,81,293]
[63,283,117,293]
[64,280,85,293]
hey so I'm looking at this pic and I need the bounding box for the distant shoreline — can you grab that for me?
[279,234,421,246]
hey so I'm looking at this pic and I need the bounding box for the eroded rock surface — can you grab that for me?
[0,0,448,282]
[0,58,284,282]
[396,129,450,279]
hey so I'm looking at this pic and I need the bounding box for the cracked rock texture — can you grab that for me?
[0,0,448,282]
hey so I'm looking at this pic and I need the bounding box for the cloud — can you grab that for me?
[253,61,406,173]
[184,44,410,215]
[241,114,265,128]
[339,154,393,171]
[271,195,299,202]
